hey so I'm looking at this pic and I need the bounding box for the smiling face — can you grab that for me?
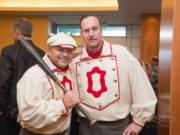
[48,45,75,68]
[80,16,103,50]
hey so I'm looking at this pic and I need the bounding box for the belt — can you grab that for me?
[20,128,67,135]
[79,114,130,125]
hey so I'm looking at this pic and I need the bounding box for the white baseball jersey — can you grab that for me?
[71,40,157,126]
[17,54,74,134]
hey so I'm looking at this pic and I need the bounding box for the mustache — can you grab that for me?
[88,38,96,40]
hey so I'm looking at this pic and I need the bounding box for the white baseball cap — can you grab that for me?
[47,33,77,49]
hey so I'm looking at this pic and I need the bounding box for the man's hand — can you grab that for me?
[123,122,142,135]
[63,91,79,109]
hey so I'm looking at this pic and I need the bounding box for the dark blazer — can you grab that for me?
[0,39,45,135]
[0,39,45,118]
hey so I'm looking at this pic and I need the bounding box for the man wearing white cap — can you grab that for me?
[17,33,79,135]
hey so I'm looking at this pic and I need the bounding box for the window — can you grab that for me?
[57,25,126,37]
[57,25,80,36]
[102,25,126,37]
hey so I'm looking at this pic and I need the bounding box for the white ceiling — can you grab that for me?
[50,0,161,25]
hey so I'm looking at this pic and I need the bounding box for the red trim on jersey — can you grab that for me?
[46,75,55,99]
[61,76,73,91]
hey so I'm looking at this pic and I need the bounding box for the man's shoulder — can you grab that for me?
[1,43,20,55]
[111,43,126,49]
[23,64,45,78]
[103,40,127,51]
[110,43,136,60]
[2,43,16,50]
[71,55,81,66]
[111,43,129,54]
[18,64,45,86]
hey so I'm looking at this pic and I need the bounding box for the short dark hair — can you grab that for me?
[80,15,102,28]
[13,18,32,38]
[151,56,159,66]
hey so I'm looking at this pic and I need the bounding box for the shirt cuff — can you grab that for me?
[132,118,145,127]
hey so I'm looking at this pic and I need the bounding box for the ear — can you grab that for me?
[47,52,51,57]
[16,30,21,36]
[14,29,22,39]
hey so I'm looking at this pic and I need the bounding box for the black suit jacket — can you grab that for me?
[0,39,45,118]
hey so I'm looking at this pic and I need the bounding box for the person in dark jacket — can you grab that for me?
[0,18,45,135]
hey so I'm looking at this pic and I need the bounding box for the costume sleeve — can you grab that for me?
[17,69,67,129]
[0,48,12,111]
[127,50,157,126]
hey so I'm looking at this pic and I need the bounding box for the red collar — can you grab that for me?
[86,41,103,59]
[53,66,69,72]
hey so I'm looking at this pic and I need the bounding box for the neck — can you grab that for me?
[86,40,103,58]
[16,35,32,41]
[23,37,32,40]
[86,40,103,51]
[53,65,69,72]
